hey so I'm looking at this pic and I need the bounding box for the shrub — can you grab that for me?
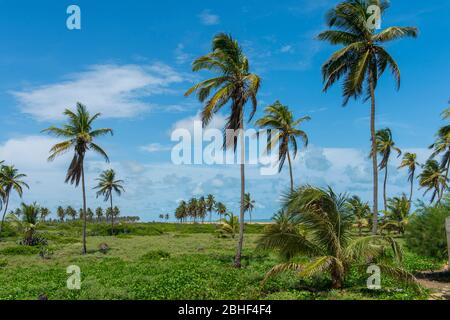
[0,246,40,256]
[141,250,171,261]
[0,259,7,268]
[405,202,450,260]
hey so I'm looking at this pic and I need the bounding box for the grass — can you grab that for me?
[0,222,442,300]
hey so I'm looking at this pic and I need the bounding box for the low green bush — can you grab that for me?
[0,259,7,268]
[141,250,171,261]
[405,202,450,260]
[0,246,40,256]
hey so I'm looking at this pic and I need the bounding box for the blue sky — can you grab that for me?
[0,0,449,221]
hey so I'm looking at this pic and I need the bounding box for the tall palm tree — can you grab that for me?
[94,169,125,236]
[175,200,188,223]
[40,207,51,222]
[243,193,255,223]
[259,186,417,289]
[418,160,448,204]
[429,122,450,196]
[215,202,227,219]
[398,152,419,204]
[0,165,29,237]
[206,194,216,223]
[197,196,207,223]
[373,128,401,211]
[95,207,104,222]
[188,198,198,223]
[43,103,113,254]
[256,101,310,191]
[318,0,418,234]
[185,33,261,267]
[57,206,65,222]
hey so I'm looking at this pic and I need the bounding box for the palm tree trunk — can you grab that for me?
[0,194,10,237]
[369,77,379,235]
[443,161,450,197]
[234,115,246,268]
[110,193,114,236]
[383,165,388,211]
[409,172,414,206]
[81,164,87,255]
[287,149,294,192]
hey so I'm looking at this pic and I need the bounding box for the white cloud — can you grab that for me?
[12,63,186,121]
[174,44,192,65]
[140,143,171,153]
[280,45,294,53]
[172,112,227,134]
[198,10,220,25]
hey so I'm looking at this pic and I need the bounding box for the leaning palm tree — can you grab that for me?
[318,0,418,234]
[206,194,216,223]
[258,186,417,289]
[243,193,255,223]
[398,152,419,204]
[255,101,310,191]
[373,128,401,211]
[418,160,448,204]
[43,103,113,254]
[94,169,125,236]
[0,165,29,237]
[185,33,261,267]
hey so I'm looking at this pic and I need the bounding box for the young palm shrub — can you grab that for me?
[216,212,239,239]
[258,186,417,289]
[381,194,410,235]
[347,195,371,236]
[7,203,46,246]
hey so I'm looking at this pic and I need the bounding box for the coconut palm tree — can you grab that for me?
[197,196,207,223]
[398,152,419,204]
[347,195,371,236]
[215,202,227,219]
[94,169,125,236]
[43,103,113,254]
[373,128,401,211]
[175,200,188,223]
[206,194,216,223]
[382,194,410,235]
[7,202,42,246]
[57,206,65,222]
[318,0,418,234]
[95,207,103,222]
[66,206,77,221]
[255,101,310,191]
[418,160,448,204]
[217,212,239,239]
[243,193,255,223]
[40,207,51,222]
[429,124,450,196]
[188,198,198,223]
[0,165,29,237]
[185,33,261,267]
[258,186,417,289]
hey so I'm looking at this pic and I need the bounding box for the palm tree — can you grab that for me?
[175,200,188,223]
[188,198,198,223]
[398,152,419,204]
[243,193,255,223]
[197,196,207,223]
[66,206,77,221]
[0,165,29,237]
[418,160,448,204]
[255,101,310,191]
[94,169,125,236]
[95,207,104,222]
[258,186,417,289]
[318,0,418,234]
[185,33,261,268]
[57,206,65,222]
[382,194,410,235]
[373,128,401,211]
[43,103,113,254]
[206,194,216,223]
[429,124,450,196]
[347,195,371,236]
[40,207,51,222]
[217,212,239,239]
[215,202,227,219]
[7,202,41,246]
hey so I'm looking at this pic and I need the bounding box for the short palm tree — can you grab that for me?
[382,194,410,235]
[347,195,371,235]
[43,103,113,254]
[185,33,261,268]
[217,212,239,239]
[398,152,419,204]
[318,0,418,234]
[258,186,417,289]
[94,169,125,236]
[418,160,448,204]
[243,193,255,223]
[7,202,41,246]
[0,165,29,237]
[373,128,401,211]
[255,101,310,191]
[206,194,216,223]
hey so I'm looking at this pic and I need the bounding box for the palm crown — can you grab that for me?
[94,169,125,202]
[418,160,448,204]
